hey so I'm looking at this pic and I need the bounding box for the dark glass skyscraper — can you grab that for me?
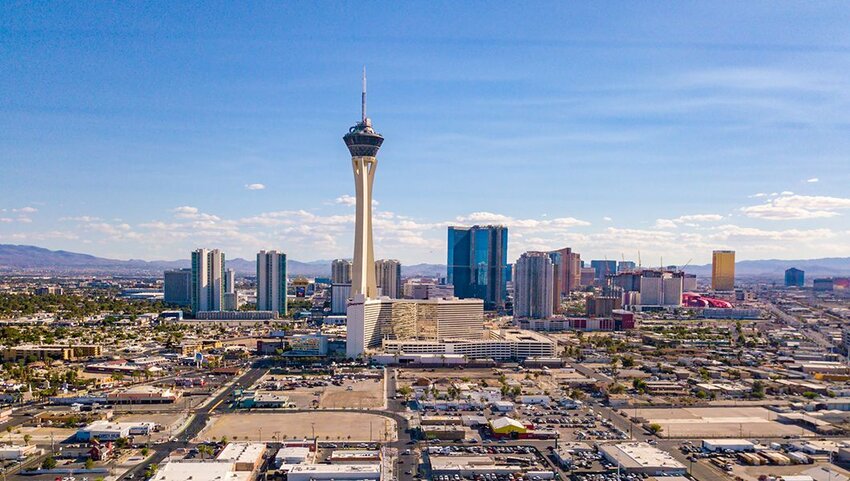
[447,225,508,310]
[785,267,805,287]
[590,260,617,285]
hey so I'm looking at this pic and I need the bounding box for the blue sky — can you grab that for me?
[2,2,850,264]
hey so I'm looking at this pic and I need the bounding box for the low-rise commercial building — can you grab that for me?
[3,344,102,362]
[216,443,266,472]
[599,442,687,476]
[286,464,380,481]
[702,439,756,452]
[105,386,179,404]
[274,446,312,468]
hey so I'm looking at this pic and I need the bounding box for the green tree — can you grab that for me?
[647,423,663,435]
[751,380,766,400]
[608,383,626,395]
[397,386,413,401]
[42,456,57,469]
[85,458,95,469]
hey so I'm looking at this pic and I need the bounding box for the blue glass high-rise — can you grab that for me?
[447,225,508,310]
[590,259,617,285]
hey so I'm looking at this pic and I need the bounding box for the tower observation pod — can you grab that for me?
[343,70,384,298]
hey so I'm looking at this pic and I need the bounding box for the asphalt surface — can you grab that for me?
[116,365,417,481]
[116,365,267,480]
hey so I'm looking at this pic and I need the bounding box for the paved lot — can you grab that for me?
[634,406,811,438]
[320,378,384,409]
[198,412,398,442]
[114,412,188,442]
[253,374,384,409]
[731,461,850,481]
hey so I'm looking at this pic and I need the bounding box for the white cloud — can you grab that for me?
[171,206,221,222]
[654,219,678,229]
[741,194,850,220]
[13,206,38,213]
[245,183,266,190]
[454,212,590,229]
[334,195,378,207]
[676,214,724,223]
[173,206,199,217]
[60,216,102,222]
[335,195,356,207]
[654,213,724,229]
[603,216,613,222]
[0,218,12,223]
[807,177,819,183]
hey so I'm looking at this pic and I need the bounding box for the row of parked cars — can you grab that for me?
[572,471,654,481]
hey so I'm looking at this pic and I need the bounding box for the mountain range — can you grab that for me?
[0,244,445,278]
[0,244,848,280]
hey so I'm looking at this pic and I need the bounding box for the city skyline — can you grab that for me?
[3,3,850,264]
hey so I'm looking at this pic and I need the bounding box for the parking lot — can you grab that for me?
[631,406,811,438]
[250,370,384,409]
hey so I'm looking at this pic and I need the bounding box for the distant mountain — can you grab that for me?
[0,244,438,278]
[683,257,850,279]
[0,244,331,277]
[402,263,446,277]
[2,244,848,280]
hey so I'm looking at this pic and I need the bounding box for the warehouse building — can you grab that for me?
[599,442,687,476]
[702,439,756,452]
[286,464,380,481]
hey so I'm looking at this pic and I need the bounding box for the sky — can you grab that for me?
[2,2,850,265]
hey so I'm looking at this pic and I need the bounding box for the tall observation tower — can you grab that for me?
[343,70,384,298]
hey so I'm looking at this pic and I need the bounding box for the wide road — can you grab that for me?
[117,366,267,480]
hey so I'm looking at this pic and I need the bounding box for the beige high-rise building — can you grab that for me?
[191,248,225,312]
[345,295,484,357]
[343,71,383,299]
[712,250,736,291]
[257,250,288,316]
[514,251,555,320]
[551,247,581,296]
[375,259,402,298]
[331,259,353,284]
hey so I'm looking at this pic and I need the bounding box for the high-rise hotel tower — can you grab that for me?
[257,250,288,316]
[191,248,225,313]
[343,70,383,299]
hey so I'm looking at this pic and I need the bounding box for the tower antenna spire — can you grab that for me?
[361,66,367,122]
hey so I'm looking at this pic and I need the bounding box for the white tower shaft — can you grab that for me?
[352,155,378,298]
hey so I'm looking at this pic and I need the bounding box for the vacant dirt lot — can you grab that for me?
[198,412,397,442]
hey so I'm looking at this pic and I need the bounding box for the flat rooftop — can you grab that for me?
[287,464,380,474]
[151,461,247,481]
[600,443,686,470]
